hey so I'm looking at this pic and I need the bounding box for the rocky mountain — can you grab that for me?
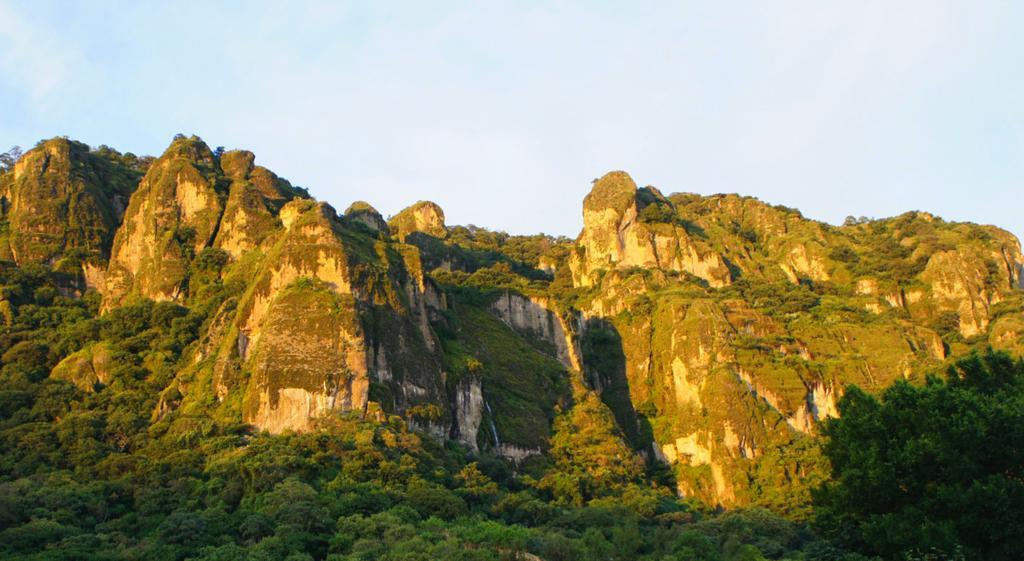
[3,135,1022,510]
[562,173,1023,504]
[0,138,141,284]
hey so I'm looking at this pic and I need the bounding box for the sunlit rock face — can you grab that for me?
[570,171,732,288]
[211,199,447,434]
[490,290,582,370]
[388,200,447,241]
[102,138,306,310]
[344,201,390,235]
[564,172,1024,506]
[214,149,298,256]
[104,137,226,306]
[60,135,1022,506]
[0,138,138,276]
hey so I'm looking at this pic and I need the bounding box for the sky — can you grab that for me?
[1,1,1022,239]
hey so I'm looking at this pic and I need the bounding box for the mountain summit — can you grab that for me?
[2,135,1022,510]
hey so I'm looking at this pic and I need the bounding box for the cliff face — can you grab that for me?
[490,291,582,370]
[12,135,1022,509]
[103,137,227,306]
[0,138,139,277]
[388,201,447,241]
[214,149,301,256]
[344,201,390,234]
[103,138,307,309]
[565,174,1024,506]
[570,172,732,288]
[91,136,447,435]
[217,199,447,433]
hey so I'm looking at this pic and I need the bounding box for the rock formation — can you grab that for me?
[7,134,1022,508]
[388,201,447,241]
[0,138,138,279]
[344,201,389,234]
[103,136,227,306]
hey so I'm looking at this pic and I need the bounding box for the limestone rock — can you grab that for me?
[990,314,1024,356]
[570,171,731,288]
[103,136,225,307]
[388,201,446,241]
[243,283,369,433]
[214,150,303,256]
[344,201,389,234]
[202,198,447,433]
[920,249,1001,337]
[490,291,582,370]
[0,138,137,269]
[452,378,484,451]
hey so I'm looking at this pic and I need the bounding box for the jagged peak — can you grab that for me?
[345,200,379,215]
[280,198,337,230]
[583,170,638,213]
[29,136,87,155]
[389,200,446,240]
[219,150,255,180]
[345,201,389,234]
[12,137,85,179]
[343,201,388,234]
[159,134,215,165]
[16,136,97,167]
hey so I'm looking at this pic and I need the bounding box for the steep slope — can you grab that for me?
[214,149,305,256]
[103,136,228,305]
[555,173,1024,505]
[199,198,448,434]
[103,137,305,308]
[0,138,140,282]
[388,200,447,241]
[570,172,732,288]
[9,134,1021,513]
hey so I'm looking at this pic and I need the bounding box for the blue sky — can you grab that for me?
[2,1,1022,239]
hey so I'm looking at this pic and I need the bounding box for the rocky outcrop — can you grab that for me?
[990,314,1024,356]
[103,138,305,308]
[452,378,484,451]
[919,248,1013,337]
[388,201,446,241]
[243,282,369,433]
[570,172,731,288]
[668,192,836,283]
[490,291,582,370]
[103,136,225,306]
[25,137,1014,509]
[344,201,389,234]
[0,138,137,272]
[779,242,831,284]
[50,342,115,391]
[214,150,302,256]
[205,198,447,433]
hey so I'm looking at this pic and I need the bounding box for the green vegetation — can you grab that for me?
[815,350,1024,561]
[0,138,141,267]
[0,264,864,560]
[3,136,1024,559]
[437,291,569,450]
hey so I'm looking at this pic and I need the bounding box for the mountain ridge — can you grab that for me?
[2,134,1022,509]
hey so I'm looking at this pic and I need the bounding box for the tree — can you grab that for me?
[0,145,22,171]
[814,350,1024,561]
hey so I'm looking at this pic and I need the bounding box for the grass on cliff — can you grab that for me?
[436,290,570,451]
[0,263,864,561]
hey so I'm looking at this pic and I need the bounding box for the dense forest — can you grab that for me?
[2,137,1023,560]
